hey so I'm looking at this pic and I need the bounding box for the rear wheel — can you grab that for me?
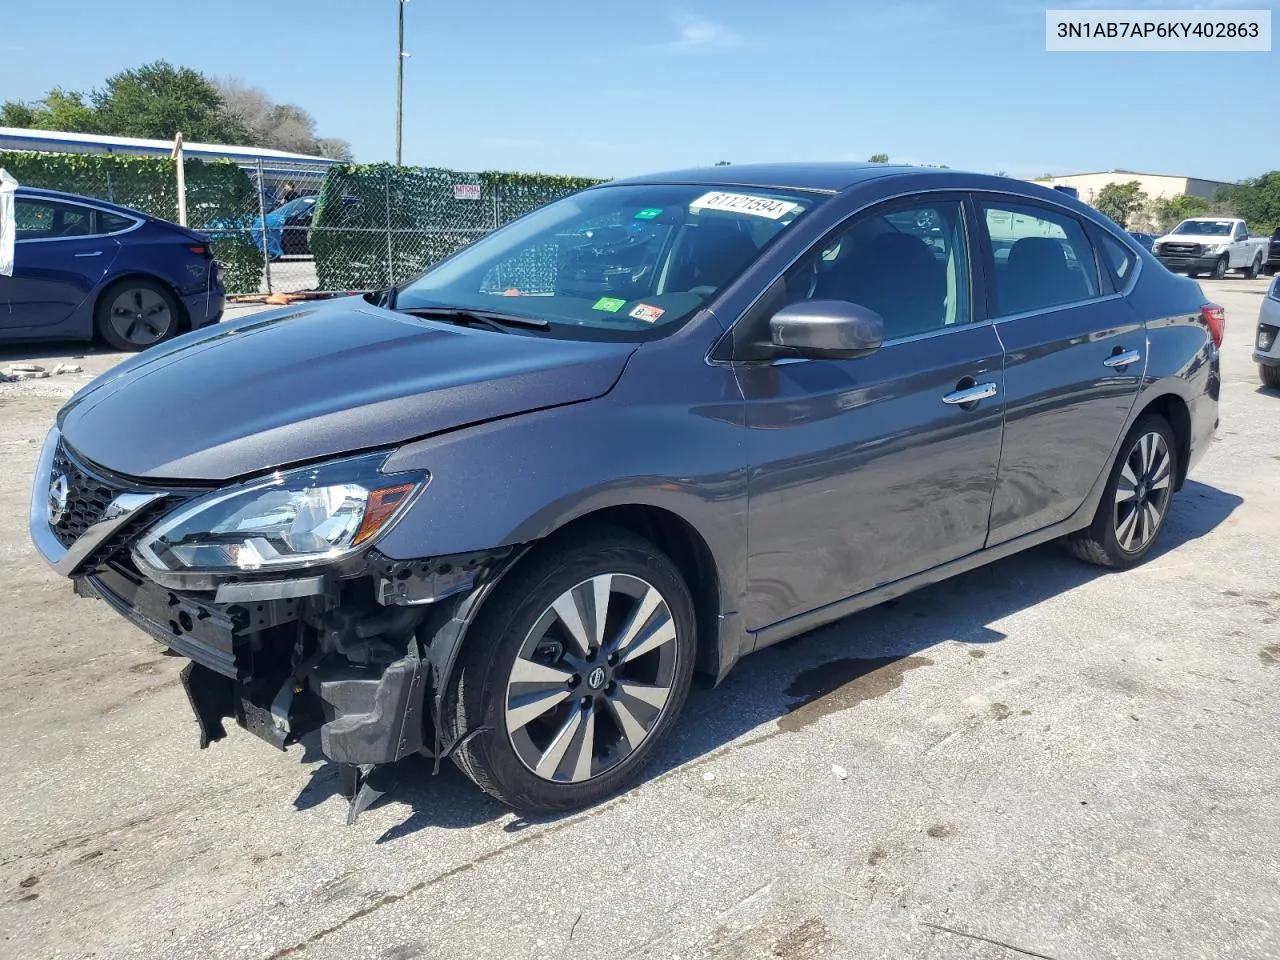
[94,279,181,352]
[1211,256,1228,280]
[1247,253,1263,280]
[443,529,696,813]
[1064,415,1178,569]
[1261,364,1280,390]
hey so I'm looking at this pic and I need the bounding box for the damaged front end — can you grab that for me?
[30,427,519,822]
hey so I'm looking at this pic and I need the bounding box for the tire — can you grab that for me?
[1064,414,1179,569]
[94,278,182,352]
[443,528,696,814]
[1247,254,1263,280]
[1261,364,1280,390]
[1210,256,1228,280]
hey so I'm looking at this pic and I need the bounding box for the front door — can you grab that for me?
[975,197,1144,545]
[739,194,1005,631]
[1,197,119,332]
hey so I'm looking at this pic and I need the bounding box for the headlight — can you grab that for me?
[132,453,426,575]
[1204,244,1226,256]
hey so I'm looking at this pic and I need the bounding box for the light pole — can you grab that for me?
[395,0,409,166]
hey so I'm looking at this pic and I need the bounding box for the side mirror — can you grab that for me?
[768,300,885,360]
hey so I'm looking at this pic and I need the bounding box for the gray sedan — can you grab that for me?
[30,163,1221,820]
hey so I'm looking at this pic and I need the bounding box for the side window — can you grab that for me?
[97,211,136,235]
[14,200,91,241]
[1234,223,1248,241]
[781,198,971,340]
[1096,231,1136,287]
[982,201,1099,316]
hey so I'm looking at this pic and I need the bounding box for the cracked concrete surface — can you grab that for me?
[0,280,1277,960]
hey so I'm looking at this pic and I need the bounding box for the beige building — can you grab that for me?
[1031,170,1233,230]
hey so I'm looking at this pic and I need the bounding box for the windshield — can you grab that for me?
[1172,219,1232,236]
[394,183,821,340]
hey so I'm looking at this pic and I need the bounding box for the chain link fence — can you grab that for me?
[0,149,602,298]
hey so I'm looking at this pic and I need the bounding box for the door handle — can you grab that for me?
[1103,349,1141,368]
[74,251,104,258]
[942,382,998,405]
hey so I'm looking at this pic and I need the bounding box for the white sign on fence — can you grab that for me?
[453,184,482,201]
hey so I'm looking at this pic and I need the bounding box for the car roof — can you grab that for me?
[15,185,154,219]
[601,162,971,194]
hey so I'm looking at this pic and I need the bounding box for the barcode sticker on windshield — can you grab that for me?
[690,192,797,220]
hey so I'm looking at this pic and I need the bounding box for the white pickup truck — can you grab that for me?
[1153,217,1268,279]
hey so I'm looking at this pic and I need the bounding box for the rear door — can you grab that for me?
[0,197,122,332]
[976,195,1144,546]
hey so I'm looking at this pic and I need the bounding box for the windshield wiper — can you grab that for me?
[404,307,550,332]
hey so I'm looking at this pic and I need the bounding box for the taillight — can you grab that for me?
[188,245,208,256]
[1200,303,1225,348]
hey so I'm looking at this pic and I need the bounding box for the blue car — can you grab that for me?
[1,187,225,351]
[251,194,318,260]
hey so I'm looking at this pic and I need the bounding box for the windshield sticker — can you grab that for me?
[502,288,523,296]
[593,296,626,312]
[629,304,665,323]
[690,191,797,220]
[634,208,663,220]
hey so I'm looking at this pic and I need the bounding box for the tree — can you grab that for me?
[1213,172,1280,233]
[1033,174,1053,182]
[714,160,731,166]
[2,64,350,157]
[316,137,354,161]
[1095,180,1147,228]
[1,88,101,133]
[92,61,253,142]
[1146,194,1210,233]
[216,77,351,158]
[868,153,889,163]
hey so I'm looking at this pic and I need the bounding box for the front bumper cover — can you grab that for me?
[31,426,520,820]
[1156,254,1221,272]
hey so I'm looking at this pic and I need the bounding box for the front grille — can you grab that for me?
[1161,243,1201,257]
[50,444,118,548]
[47,441,187,569]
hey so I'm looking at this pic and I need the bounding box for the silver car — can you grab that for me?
[1256,275,1280,388]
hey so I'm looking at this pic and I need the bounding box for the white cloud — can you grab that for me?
[656,15,761,53]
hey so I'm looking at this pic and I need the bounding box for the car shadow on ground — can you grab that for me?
[300,479,1241,841]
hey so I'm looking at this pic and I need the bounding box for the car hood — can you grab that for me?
[58,299,637,481]
[1158,232,1228,244]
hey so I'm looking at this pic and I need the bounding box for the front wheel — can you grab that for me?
[1261,364,1280,390]
[1211,256,1228,280]
[1064,415,1178,569]
[443,529,696,813]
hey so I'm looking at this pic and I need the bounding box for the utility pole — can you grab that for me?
[395,0,408,166]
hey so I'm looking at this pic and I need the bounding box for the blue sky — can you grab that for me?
[1,0,1275,181]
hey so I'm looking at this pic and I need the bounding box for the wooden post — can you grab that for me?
[171,132,188,226]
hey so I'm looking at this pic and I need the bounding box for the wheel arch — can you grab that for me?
[1132,390,1192,490]
[533,504,723,678]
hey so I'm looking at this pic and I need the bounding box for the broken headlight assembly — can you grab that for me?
[131,453,427,579]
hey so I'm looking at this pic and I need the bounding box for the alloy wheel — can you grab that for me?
[109,287,174,346]
[504,573,679,783]
[1113,431,1173,553]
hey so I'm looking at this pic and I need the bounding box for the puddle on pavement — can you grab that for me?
[778,656,932,732]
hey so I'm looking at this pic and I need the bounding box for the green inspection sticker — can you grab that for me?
[592,296,627,312]
[633,208,662,220]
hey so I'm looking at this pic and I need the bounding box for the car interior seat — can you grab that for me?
[1001,236,1086,314]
